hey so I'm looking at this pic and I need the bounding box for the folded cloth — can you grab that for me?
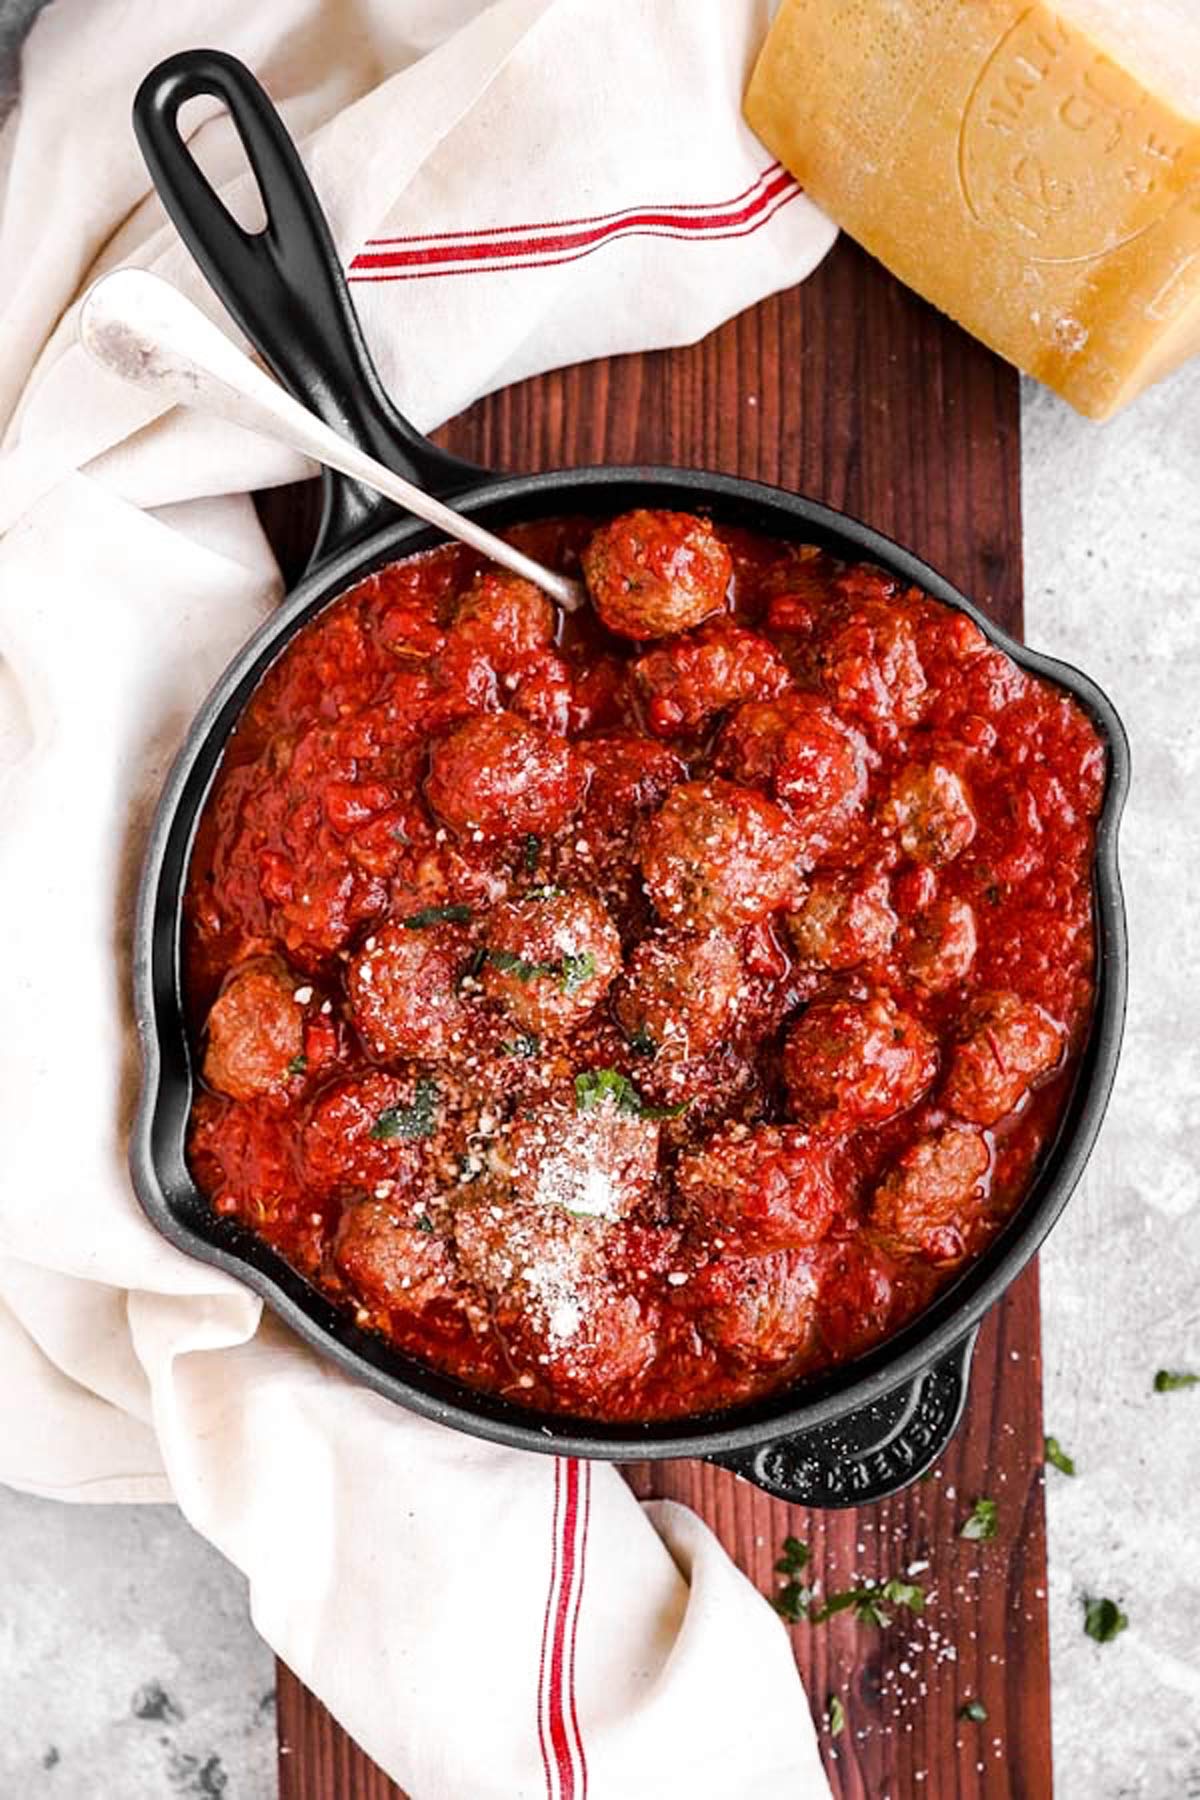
[0,2,836,1794]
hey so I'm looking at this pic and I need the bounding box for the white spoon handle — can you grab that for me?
[79,268,584,611]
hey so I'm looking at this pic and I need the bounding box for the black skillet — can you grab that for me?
[128,49,1129,1506]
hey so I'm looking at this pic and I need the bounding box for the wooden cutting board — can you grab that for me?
[266,234,1052,1799]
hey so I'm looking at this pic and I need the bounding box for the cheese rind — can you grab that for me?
[745,0,1200,418]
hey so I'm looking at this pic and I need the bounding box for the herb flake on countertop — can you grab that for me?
[402,902,472,929]
[959,1497,998,1541]
[1083,1596,1128,1643]
[370,1079,440,1142]
[1044,1435,1076,1475]
[1153,1369,1199,1392]
[959,1699,988,1723]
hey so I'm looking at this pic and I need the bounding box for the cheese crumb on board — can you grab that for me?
[745,0,1200,418]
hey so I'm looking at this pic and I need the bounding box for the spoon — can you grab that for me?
[79,268,584,612]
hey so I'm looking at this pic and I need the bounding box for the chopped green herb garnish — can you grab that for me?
[370,1079,440,1142]
[502,1033,541,1059]
[573,1068,686,1121]
[771,1536,813,1622]
[522,833,542,874]
[1044,1435,1076,1475]
[827,1695,845,1738]
[960,1497,998,1542]
[765,1534,923,1630]
[416,1213,435,1234]
[775,1536,810,1577]
[524,884,563,902]
[286,1054,308,1076]
[623,1024,658,1058]
[773,1581,811,1625]
[489,946,597,994]
[1153,1369,1199,1392]
[402,902,472,929]
[959,1699,988,1723]
[560,950,597,995]
[487,948,559,982]
[809,1576,924,1628]
[1083,1596,1128,1644]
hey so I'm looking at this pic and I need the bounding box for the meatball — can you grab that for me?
[579,735,687,842]
[451,568,556,660]
[882,762,976,865]
[906,895,977,992]
[582,509,732,638]
[500,1095,659,1220]
[942,991,1065,1126]
[816,1241,895,1360]
[348,921,472,1059]
[820,600,927,742]
[302,1069,441,1196]
[639,779,803,930]
[453,1194,654,1394]
[687,1250,819,1368]
[675,1123,839,1255]
[612,930,744,1061]
[202,960,305,1101]
[334,1199,456,1311]
[632,619,791,737]
[425,713,587,843]
[870,1126,991,1263]
[715,693,868,859]
[482,890,621,1035]
[787,870,897,970]
[783,992,937,1129]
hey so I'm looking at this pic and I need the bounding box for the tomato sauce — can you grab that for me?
[183,511,1106,1420]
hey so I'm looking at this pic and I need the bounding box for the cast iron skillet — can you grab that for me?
[128,49,1129,1506]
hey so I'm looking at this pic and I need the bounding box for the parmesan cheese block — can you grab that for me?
[745,0,1200,418]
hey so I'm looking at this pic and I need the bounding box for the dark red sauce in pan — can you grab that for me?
[184,510,1105,1420]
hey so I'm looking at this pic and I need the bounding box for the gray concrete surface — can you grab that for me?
[1026,361,1200,1800]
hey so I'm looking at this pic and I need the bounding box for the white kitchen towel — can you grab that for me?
[0,2,837,1795]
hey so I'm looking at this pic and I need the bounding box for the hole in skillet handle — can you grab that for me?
[707,1331,979,1508]
[131,48,484,561]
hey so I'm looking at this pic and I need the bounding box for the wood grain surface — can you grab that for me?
[268,235,1052,1799]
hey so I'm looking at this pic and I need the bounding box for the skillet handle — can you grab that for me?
[706,1331,978,1509]
[133,48,482,557]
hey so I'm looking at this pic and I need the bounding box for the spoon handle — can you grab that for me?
[80,269,584,611]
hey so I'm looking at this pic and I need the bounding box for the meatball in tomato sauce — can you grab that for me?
[633,618,791,737]
[202,960,305,1101]
[942,991,1065,1126]
[582,508,732,639]
[639,779,803,930]
[482,890,621,1036]
[348,920,472,1060]
[783,992,937,1130]
[675,1123,838,1256]
[425,712,587,843]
